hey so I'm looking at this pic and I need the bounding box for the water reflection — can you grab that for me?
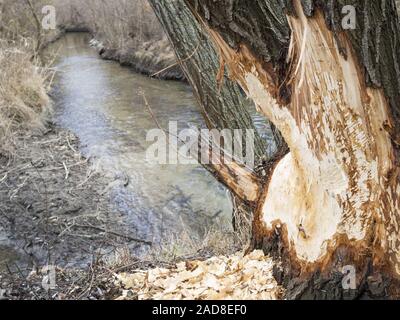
[51,33,233,245]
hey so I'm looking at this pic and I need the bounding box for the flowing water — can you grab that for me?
[51,33,233,245]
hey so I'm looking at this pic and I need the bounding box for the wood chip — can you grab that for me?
[115,250,282,300]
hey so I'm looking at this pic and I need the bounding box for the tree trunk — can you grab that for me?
[172,0,400,299]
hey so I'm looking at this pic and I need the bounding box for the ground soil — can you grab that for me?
[0,121,152,270]
[0,254,165,300]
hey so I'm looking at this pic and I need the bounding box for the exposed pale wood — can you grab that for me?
[182,0,400,298]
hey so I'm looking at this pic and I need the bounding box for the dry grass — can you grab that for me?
[0,42,51,157]
[150,228,242,263]
[0,0,59,52]
[0,0,54,158]
[100,223,247,277]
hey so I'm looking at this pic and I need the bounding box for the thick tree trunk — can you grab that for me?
[174,0,400,299]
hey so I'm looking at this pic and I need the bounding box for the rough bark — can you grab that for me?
[179,0,400,299]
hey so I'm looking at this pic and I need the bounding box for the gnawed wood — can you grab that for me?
[183,0,400,298]
[251,3,396,267]
[208,158,261,204]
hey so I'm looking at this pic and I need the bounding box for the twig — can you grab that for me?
[77,170,94,188]
[73,224,152,246]
[0,173,7,184]
[24,0,43,58]
[76,257,97,300]
[111,261,141,273]
[139,88,196,162]
[0,163,31,175]
[150,42,200,78]
[10,177,28,200]
[62,162,69,180]
[34,138,61,145]
[66,136,77,153]
[139,88,163,131]
[140,88,255,173]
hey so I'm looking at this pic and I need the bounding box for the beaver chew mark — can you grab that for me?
[200,0,400,281]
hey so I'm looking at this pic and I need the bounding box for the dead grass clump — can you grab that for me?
[0,39,52,156]
[144,227,243,267]
[0,0,60,53]
[0,0,57,157]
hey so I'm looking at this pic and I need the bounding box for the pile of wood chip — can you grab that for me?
[115,250,281,300]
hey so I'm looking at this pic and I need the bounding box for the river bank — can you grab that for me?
[0,111,241,300]
[0,33,242,299]
[89,37,184,81]
[0,120,152,267]
[55,0,184,81]
[0,119,245,300]
[0,120,154,300]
